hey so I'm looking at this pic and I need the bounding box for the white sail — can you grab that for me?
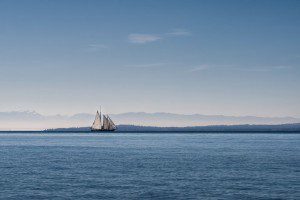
[107,116,116,130]
[91,111,102,130]
[91,109,116,131]
[102,115,109,130]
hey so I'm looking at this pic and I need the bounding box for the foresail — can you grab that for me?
[91,111,102,130]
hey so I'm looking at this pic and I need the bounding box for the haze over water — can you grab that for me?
[1,132,299,199]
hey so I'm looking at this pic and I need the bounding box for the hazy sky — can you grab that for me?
[0,0,299,117]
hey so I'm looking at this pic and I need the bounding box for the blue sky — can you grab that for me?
[0,0,299,117]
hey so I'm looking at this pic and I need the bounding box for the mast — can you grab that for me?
[100,106,102,129]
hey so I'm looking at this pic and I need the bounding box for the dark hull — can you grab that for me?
[91,129,116,132]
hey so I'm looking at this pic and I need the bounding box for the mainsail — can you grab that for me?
[91,110,116,131]
[102,115,109,130]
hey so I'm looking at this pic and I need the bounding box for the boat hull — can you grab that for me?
[91,129,116,132]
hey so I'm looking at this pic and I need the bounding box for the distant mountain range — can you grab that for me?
[0,111,300,131]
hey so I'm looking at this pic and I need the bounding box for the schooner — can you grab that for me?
[91,109,116,132]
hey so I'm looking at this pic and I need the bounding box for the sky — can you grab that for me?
[0,0,300,117]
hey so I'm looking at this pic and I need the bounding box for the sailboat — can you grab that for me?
[91,109,117,132]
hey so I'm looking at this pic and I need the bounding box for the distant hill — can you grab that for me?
[44,123,300,132]
[0,111,300,130]
[109,112,300,126]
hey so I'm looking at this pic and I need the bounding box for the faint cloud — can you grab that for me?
[235,67,270,72]
[273,65,293,70]
[189,64,293,72]
[189,65,211,72]
[128,34,161,44]
[85,44,108,52]
[166,29,191,36]
[128,29,190,44]
[125,63,168,68]
[237,65,293,72]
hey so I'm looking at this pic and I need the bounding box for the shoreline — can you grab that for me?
[1,130,300,134]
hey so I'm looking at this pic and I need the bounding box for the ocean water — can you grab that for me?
[0,132,299,200]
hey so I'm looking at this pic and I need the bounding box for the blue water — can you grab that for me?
[0,133,299,199]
